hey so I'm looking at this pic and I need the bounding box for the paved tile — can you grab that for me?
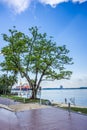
[0,107,87,130]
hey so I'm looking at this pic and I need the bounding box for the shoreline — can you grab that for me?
[52,102,87,108]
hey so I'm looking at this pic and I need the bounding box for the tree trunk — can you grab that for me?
[31,88,37,99]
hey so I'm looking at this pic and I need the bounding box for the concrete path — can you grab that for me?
[0,97,20,105]
[0,97,87,130]
[0,107,87,130]
[9,103,49,111]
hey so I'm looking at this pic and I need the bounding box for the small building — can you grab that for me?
[11,83,32,98]
[16,83,30,90]
[60,85,63,89]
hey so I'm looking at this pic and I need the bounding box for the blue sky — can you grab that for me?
[0,0,87,88]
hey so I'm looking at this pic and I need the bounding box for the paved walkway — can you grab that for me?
[0,107,87,130]
[9,103,49,111]
[0,97,87,130]
[0,97,20,105]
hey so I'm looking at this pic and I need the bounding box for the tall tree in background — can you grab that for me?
[0,26,73,98]
[0,74,17,94]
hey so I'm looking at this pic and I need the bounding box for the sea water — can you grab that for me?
[41,89,87,107]
[12,88,87,107]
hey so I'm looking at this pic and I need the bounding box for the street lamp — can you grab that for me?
[20,80,22,96]
[39,86,42,105]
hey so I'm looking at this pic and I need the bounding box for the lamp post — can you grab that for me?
[20,80,22,96]
[39,87,42,105]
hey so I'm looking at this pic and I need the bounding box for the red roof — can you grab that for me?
[16,83,30,89]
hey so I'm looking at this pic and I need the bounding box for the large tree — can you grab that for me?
[0,26,73,98]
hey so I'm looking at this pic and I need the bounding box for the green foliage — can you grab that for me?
[70,107,87,114]
[1,95,51,105]
[62,107,87,114]
[0,26,73,98]
[0,74,17,94]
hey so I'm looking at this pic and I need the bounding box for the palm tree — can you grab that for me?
[0,74,17,95]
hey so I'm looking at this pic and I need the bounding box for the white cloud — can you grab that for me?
[39,0,69,7]
[0,0,87,14]
[39,0,87,7]
[40,73,87,88]
[72,0,87,3]
[0,0,32,14]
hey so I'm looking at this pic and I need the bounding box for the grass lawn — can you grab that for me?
[63,107,87,115]
[51,103,87,115]
[1,94,51,105]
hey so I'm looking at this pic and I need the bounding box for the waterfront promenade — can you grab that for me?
[0,97,87,130]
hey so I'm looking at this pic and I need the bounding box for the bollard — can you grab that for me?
[68,102,71,113]
[23,98,25,103]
